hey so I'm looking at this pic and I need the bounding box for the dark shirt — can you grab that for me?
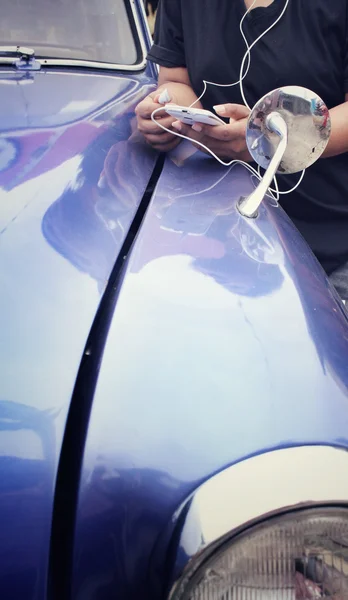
[148,0,348,274]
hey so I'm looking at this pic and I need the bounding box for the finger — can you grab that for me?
[201,138,252,162]
[211,137,247,154]
[192,135,224,156]
[191,120,246,141]
[172,121,204,142]
[138,115,175,135]
[135,96,164,119]
[154,88,175,105]
[214,103,250,121]
[135,87,176,119]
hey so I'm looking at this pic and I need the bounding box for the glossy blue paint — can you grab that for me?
[0,66,158,600]
[72,150,348,599]
[2,3,348,596]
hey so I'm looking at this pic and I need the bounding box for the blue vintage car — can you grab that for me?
[1,2,348,599]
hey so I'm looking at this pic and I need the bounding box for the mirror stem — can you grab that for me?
[238,113,288,218]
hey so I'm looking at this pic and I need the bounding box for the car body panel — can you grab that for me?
[72,150,348,599]
[0,66,157,600]
[2,2,348,599]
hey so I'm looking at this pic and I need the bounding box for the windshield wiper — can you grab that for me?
[0,45,35,58]
[0,46,40,70]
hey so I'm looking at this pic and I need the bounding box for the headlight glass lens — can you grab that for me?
[183,509,348,599]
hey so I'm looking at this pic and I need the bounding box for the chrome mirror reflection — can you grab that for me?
[238,86,331,218]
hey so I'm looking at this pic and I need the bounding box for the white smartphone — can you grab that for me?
[164,104,225,127]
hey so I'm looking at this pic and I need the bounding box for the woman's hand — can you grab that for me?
[135,91,180,152]
[172,103,252,162]
[136,68,203,153]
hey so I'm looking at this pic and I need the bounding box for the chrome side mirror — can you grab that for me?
[238,86,331,218]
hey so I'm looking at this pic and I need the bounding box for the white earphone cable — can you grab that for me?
[189,0,257,110]
[151,0,305,203]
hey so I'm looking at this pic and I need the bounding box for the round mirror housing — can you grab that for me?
[246,85,331,174]
[238,86,331,218]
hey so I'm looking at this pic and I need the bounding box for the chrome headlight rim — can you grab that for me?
[171,504,348,600]
[168,446,348,599]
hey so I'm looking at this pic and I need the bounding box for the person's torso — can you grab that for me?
[180,0,348,272]
[181,0,346,113]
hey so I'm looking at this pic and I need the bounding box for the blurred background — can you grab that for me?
[144,0,158,36]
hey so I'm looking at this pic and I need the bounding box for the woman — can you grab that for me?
[136,0,348,296]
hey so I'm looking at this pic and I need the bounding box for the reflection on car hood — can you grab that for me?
[0,68,157,600]
[72,151,348,598]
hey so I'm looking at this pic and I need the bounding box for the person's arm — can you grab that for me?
[157,66,200,105]
[136,0,204,151]
[323,94,348,158]
[327,26,348,158]
[136,66,201,151]
[171,93,348,164]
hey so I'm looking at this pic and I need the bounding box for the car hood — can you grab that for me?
[0,68,157,600]
[72,149,348,598]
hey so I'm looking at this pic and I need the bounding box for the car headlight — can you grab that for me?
[167,447,348,600]
[181,508,348,599]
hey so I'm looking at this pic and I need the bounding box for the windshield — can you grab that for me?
[0,0,139,65]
